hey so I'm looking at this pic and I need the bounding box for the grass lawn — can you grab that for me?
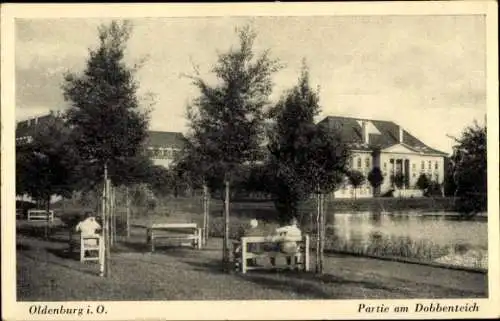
[16,223,487,301]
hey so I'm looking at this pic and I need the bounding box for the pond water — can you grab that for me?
[323,211,488,270]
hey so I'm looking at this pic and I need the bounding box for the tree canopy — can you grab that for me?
[450,121,487,216]
[347,170,365,199]
[367,167,384,196]
[267,62,350,222]
[62,20,151,189]
[416,173,430,192]
[183,25,282,187]
[16,114,79,205]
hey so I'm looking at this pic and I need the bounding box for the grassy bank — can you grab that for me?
[16,228,488,301]
[45,195,483,271]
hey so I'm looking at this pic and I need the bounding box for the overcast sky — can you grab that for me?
[15,15,486,154]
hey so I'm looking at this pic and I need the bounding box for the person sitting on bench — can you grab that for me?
[270,217,302,268]
[75,212,102,252]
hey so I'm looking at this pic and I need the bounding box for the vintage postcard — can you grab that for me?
[1,2,499,320]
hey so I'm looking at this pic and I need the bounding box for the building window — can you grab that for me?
[428,160,431,170]
[383,162,387,169]
[357,158,362,168]
[365,157,370,168]
[412,173,416,178]
[412,163,416,171]
[435,161,438,170]
[421,161,425,170]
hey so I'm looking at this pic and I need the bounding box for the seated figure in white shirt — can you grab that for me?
[75,212,102,247]
[270,217,302,267]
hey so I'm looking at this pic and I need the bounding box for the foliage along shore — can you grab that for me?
[49,195,464,221]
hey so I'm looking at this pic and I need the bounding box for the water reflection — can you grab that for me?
[324,210,488,269]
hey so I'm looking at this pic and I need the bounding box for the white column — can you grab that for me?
[402,159,405,190]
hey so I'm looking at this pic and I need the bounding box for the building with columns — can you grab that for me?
[318,116,448,198]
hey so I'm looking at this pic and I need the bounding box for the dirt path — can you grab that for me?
[16,234,487,301]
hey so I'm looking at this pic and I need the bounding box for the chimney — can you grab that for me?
[362,121,369,144]
[399,125,403,144]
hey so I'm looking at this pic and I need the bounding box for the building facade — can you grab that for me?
[318,116,448,198]
[144,131,186,169]
[16,114,185,169]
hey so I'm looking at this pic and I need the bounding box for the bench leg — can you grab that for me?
[241,255,247,274]
[240,240,247,273]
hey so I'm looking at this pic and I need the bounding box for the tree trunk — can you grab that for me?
[112,185,116,244]
[109,185,114,246]
[207,191,210,244]
[223,179,230,272]
[203,183,209,245]
[126,186,130,239]
[100,182,105,277]
[315,189,321,274]
[103,163,111,277]
[319,192,325,274]
[45,194,51,240]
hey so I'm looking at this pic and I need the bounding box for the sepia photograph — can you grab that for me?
[1,2,499,320]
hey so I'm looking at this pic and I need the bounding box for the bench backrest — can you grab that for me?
[27,210,54,219]
[150,223,197,230]
[240,235,308,244]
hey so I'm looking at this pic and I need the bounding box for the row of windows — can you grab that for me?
[352,157,371,168]
[382,171,439,181]
[147,148,180,159]
[353,158,440,171]
[382,160,439,171]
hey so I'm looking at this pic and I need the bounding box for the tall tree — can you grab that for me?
[185,25,282,270]
[16,114,80,238]
[267,62,350,274]
[347,170,365,200]
[267,62,321,223]
[62,20,151,277]
[449,121,487,217]
[367,167,384,196]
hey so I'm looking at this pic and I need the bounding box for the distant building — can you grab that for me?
[318,116,448,198]
[145,131,186,169]
[15,113,62,146]
[15,113,186,169]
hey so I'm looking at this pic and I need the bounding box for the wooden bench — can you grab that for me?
[145,223,202,252]
[27,209,54,222]
[232,235,310,274]
[68,231,103,263]
[79,235,103,263]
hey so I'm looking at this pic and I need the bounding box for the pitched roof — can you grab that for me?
[16,114,60,138]
[146,131,186,149]
[15,114,186,149]
[317,116,448,156]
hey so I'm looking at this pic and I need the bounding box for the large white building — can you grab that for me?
[144,131,186,169]
[318,116,448,198]
[16,113,448,199]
